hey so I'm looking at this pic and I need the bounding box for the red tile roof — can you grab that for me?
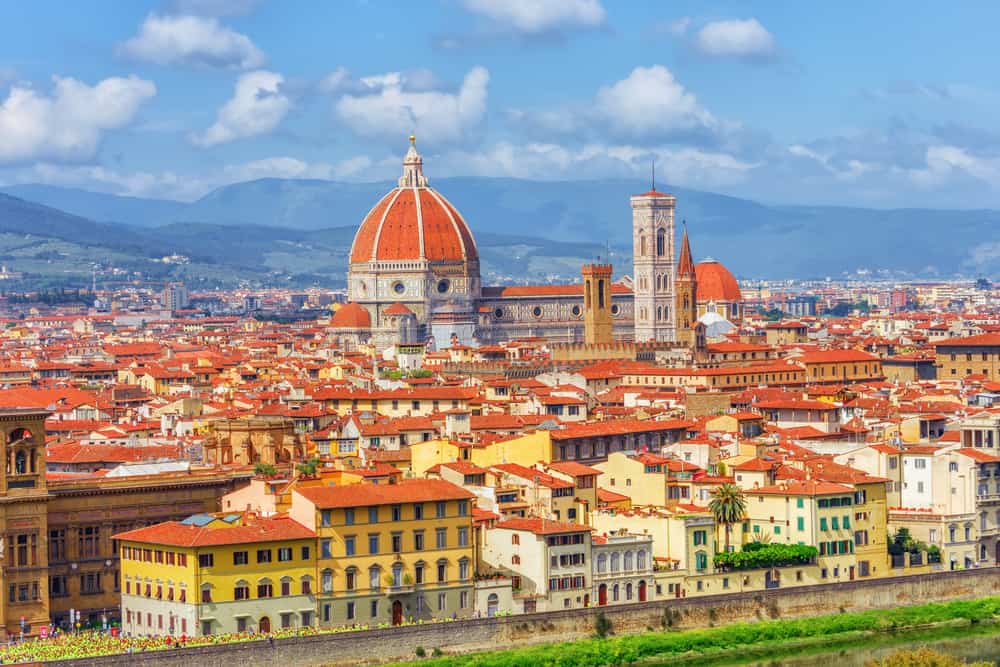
[495,517,591,535]
[113,514,314,547]
[295,478,473,508]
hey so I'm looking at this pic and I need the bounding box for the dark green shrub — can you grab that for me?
[415,646,425,657]
[594,612,612,638]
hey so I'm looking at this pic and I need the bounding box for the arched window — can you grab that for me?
[597,279,605,309]
[597,553,607,573]
[200,583,213,603]
[626,582,633,600]
[656,306,662,321]
[655,274,661,291]
[325,569,336,593]
[640,235,647,256]
[391,562,403,587]
[637,550,647,570]
[610,552,620,572]
[585,279,592,309]
[280,576,293,596]
[234,579,250,600]
[656,228,666,257]
[459,557,470,580]
[14,450,26,474]
[256,578,273,598]
[624,551,634,570]
[436,559,448,583]
[368,566,381,591]
[612,584,620,601]
[301,575,312,595]
[512,554,521,565]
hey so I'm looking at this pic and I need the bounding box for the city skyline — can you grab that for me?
[0,1,999,209]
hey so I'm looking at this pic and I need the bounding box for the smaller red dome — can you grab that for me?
[331,302,371,329]
[384,302,415,316]
[695,259,742,302]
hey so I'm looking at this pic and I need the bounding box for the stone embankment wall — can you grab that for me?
[52,568,1000,667]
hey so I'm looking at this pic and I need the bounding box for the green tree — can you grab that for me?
[708,483,746,553]
[296,457,320,477]
[253,462,277,477]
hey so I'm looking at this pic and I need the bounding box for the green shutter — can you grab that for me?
[819,518,828,531]
[797,517,805,531]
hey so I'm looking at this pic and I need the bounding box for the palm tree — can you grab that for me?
[709,483,747,553]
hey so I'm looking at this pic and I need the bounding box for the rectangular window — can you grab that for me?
[322,539,333,559]
[278,547,292,562]
[344,508,355,525]
[819,518,828,531]
[370,600,378,618]
[320,510,332,527]
[414,531,425,551]
[256,549,272,564]
[796,498,804,509]
[391,533,402,553]
[458,526,469,547]
[436,528,447,549]
[436,501,446,518]
[368,534,380,555]
[344,536,355,557]
[413,503,423,520]
[796,517,805,531]
[301,546,310,560]
[347,602,356,620]
[369,507,379,523]
[233,551,248,565]
[438,593,446,611]
[457,500,469,517]
[391,505,402,522]
[831,517,839,530]
[843,515,851,529]
[198,553,214,568]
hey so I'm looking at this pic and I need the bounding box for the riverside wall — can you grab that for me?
[51,567,1000,667]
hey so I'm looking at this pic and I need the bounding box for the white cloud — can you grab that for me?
[908,145,1000,188]
[221,155,373,182]
[0,75,156,163]
[7,154,375,201]
[461,0,605,34]
[694,18,776,60]
[438,141,757,188]
[335,66,489,146]
[121,14,265,69]
[192,70,290,147]
[788,144,878,181]
[317,66,352,95]
[594,65,717,140]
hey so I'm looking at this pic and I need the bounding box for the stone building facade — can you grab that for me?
[334,138,741,349]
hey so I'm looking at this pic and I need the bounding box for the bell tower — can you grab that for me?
[631,188,677,342]
[675,223,698,347]
[582,263,613,345]
[0,409,51,639]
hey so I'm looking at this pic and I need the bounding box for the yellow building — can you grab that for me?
[116,512,317,637]
[596,451,701,507]
[409,432,551,477]
[934,333,1000,381]
[742,478,887,581]
[289,479,476,627]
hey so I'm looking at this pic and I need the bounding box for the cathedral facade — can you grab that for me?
[335,138,741,349]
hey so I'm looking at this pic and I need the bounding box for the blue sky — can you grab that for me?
[1,0,999,208]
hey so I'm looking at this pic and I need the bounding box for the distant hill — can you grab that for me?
[2,178,998,279]
[0,192,620,289]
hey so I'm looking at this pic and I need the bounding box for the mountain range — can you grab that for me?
[0,178,996,289]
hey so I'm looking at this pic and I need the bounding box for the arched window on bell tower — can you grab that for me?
[656,228,665,257]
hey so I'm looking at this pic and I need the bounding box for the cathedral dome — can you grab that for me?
[349,137,478,265]
[695,259,741,302]
[331,302,371,329]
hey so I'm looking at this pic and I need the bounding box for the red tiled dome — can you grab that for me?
[330,302,371,329]
[349,142,477,265]
[695,259,742,302]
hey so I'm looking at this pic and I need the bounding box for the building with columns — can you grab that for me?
[333,138,741,349]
